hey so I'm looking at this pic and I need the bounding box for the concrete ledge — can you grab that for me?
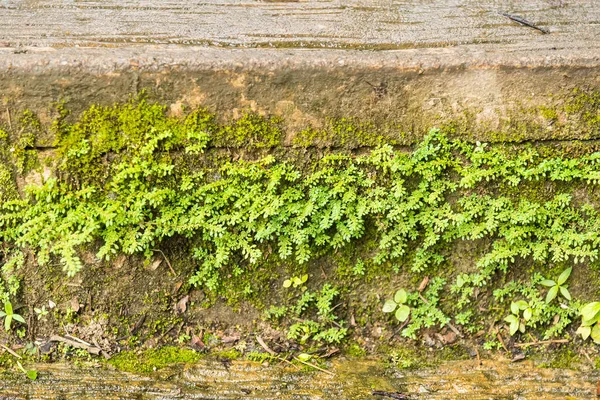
[0,1,599,145]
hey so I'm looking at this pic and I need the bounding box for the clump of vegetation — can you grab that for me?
[267,279,347,345]
[4,97,600,350]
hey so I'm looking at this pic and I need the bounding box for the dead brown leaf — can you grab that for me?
[221,334,241,344]
[70,297,80,313]
[191,334,205,350]
[172,281,183,294]
[149,258,162,271]
[418,276,430,292]
[175,295,189,314]
[114,254,127,269]
[440,330,457,345]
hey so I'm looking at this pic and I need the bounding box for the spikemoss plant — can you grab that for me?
[4,99,600,342]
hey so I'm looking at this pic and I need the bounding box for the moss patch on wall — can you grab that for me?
[1,92,600,368]
[108,346,203,373]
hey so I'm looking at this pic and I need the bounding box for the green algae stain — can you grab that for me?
[108,346,203,373]
[292,117,397,148]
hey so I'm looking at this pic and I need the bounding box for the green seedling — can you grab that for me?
[504,300,532,336]
[576,301,600,343]
[540,267,572,303]
[34,305,48,321]
[382,289,411,322]
[0,302,25,331]
[283,274,308,289]
[16,361,37,381]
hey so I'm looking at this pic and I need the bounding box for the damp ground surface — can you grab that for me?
[0,358,597,399]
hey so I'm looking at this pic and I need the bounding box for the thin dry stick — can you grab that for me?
[255,336,301,370]
[293,356,335,376]
[277,355,301,370]
[394,316,411,335]
[496,332,509,353]
[256,335,276,356]
[418,294,463,337]
[514,339,569,347]
[49,335,101,355]
[581,349,593,364]
[64,334,92,347]
[153,249,176,275]
[0,344,21,359]
[5,108,12,130]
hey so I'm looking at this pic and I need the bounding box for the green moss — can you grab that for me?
[213,348,242,360]
[538,348,580,369]
[0,351,16,368]
[0,163,18,203]
[539,106,558,121]
[565,89,600,133]
[246,351,277,363]
[292,117,396,148]
[108,346,203,373]
[345,343,367,357]
[387,347,423,370]
[213,112,283,148]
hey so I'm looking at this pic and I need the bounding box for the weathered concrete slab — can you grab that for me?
[0,1,599,144]
[1,0,599,52]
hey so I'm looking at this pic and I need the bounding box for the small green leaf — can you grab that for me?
[523,308,532,321]
[510,302,520,315]
[26,370,37,381]
[540,279,556,287]
[297,353,312,362]
[559,286,571,301]
[394,289,407,304]
[591,324,600,344]
[582,317,596,327]
[395,305,410,322]
[0,311,5,318]
[12,314,25,324]
[283,279,292,288]
[16,361,26,374]
[4,315,11,331]
[382,299,397,313]
[4,302,12,315]
[504,315,519,336]
[576,325,591,340]
[516,300,529,311]
[519,322,526,333]
[509,321,519,335]
[557,267,572,286]
[581,302,600,322]
[301,274,308,283]
[546,286,559,303]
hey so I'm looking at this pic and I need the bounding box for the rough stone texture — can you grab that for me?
[1,0,599,51]
[0,0,599,144]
